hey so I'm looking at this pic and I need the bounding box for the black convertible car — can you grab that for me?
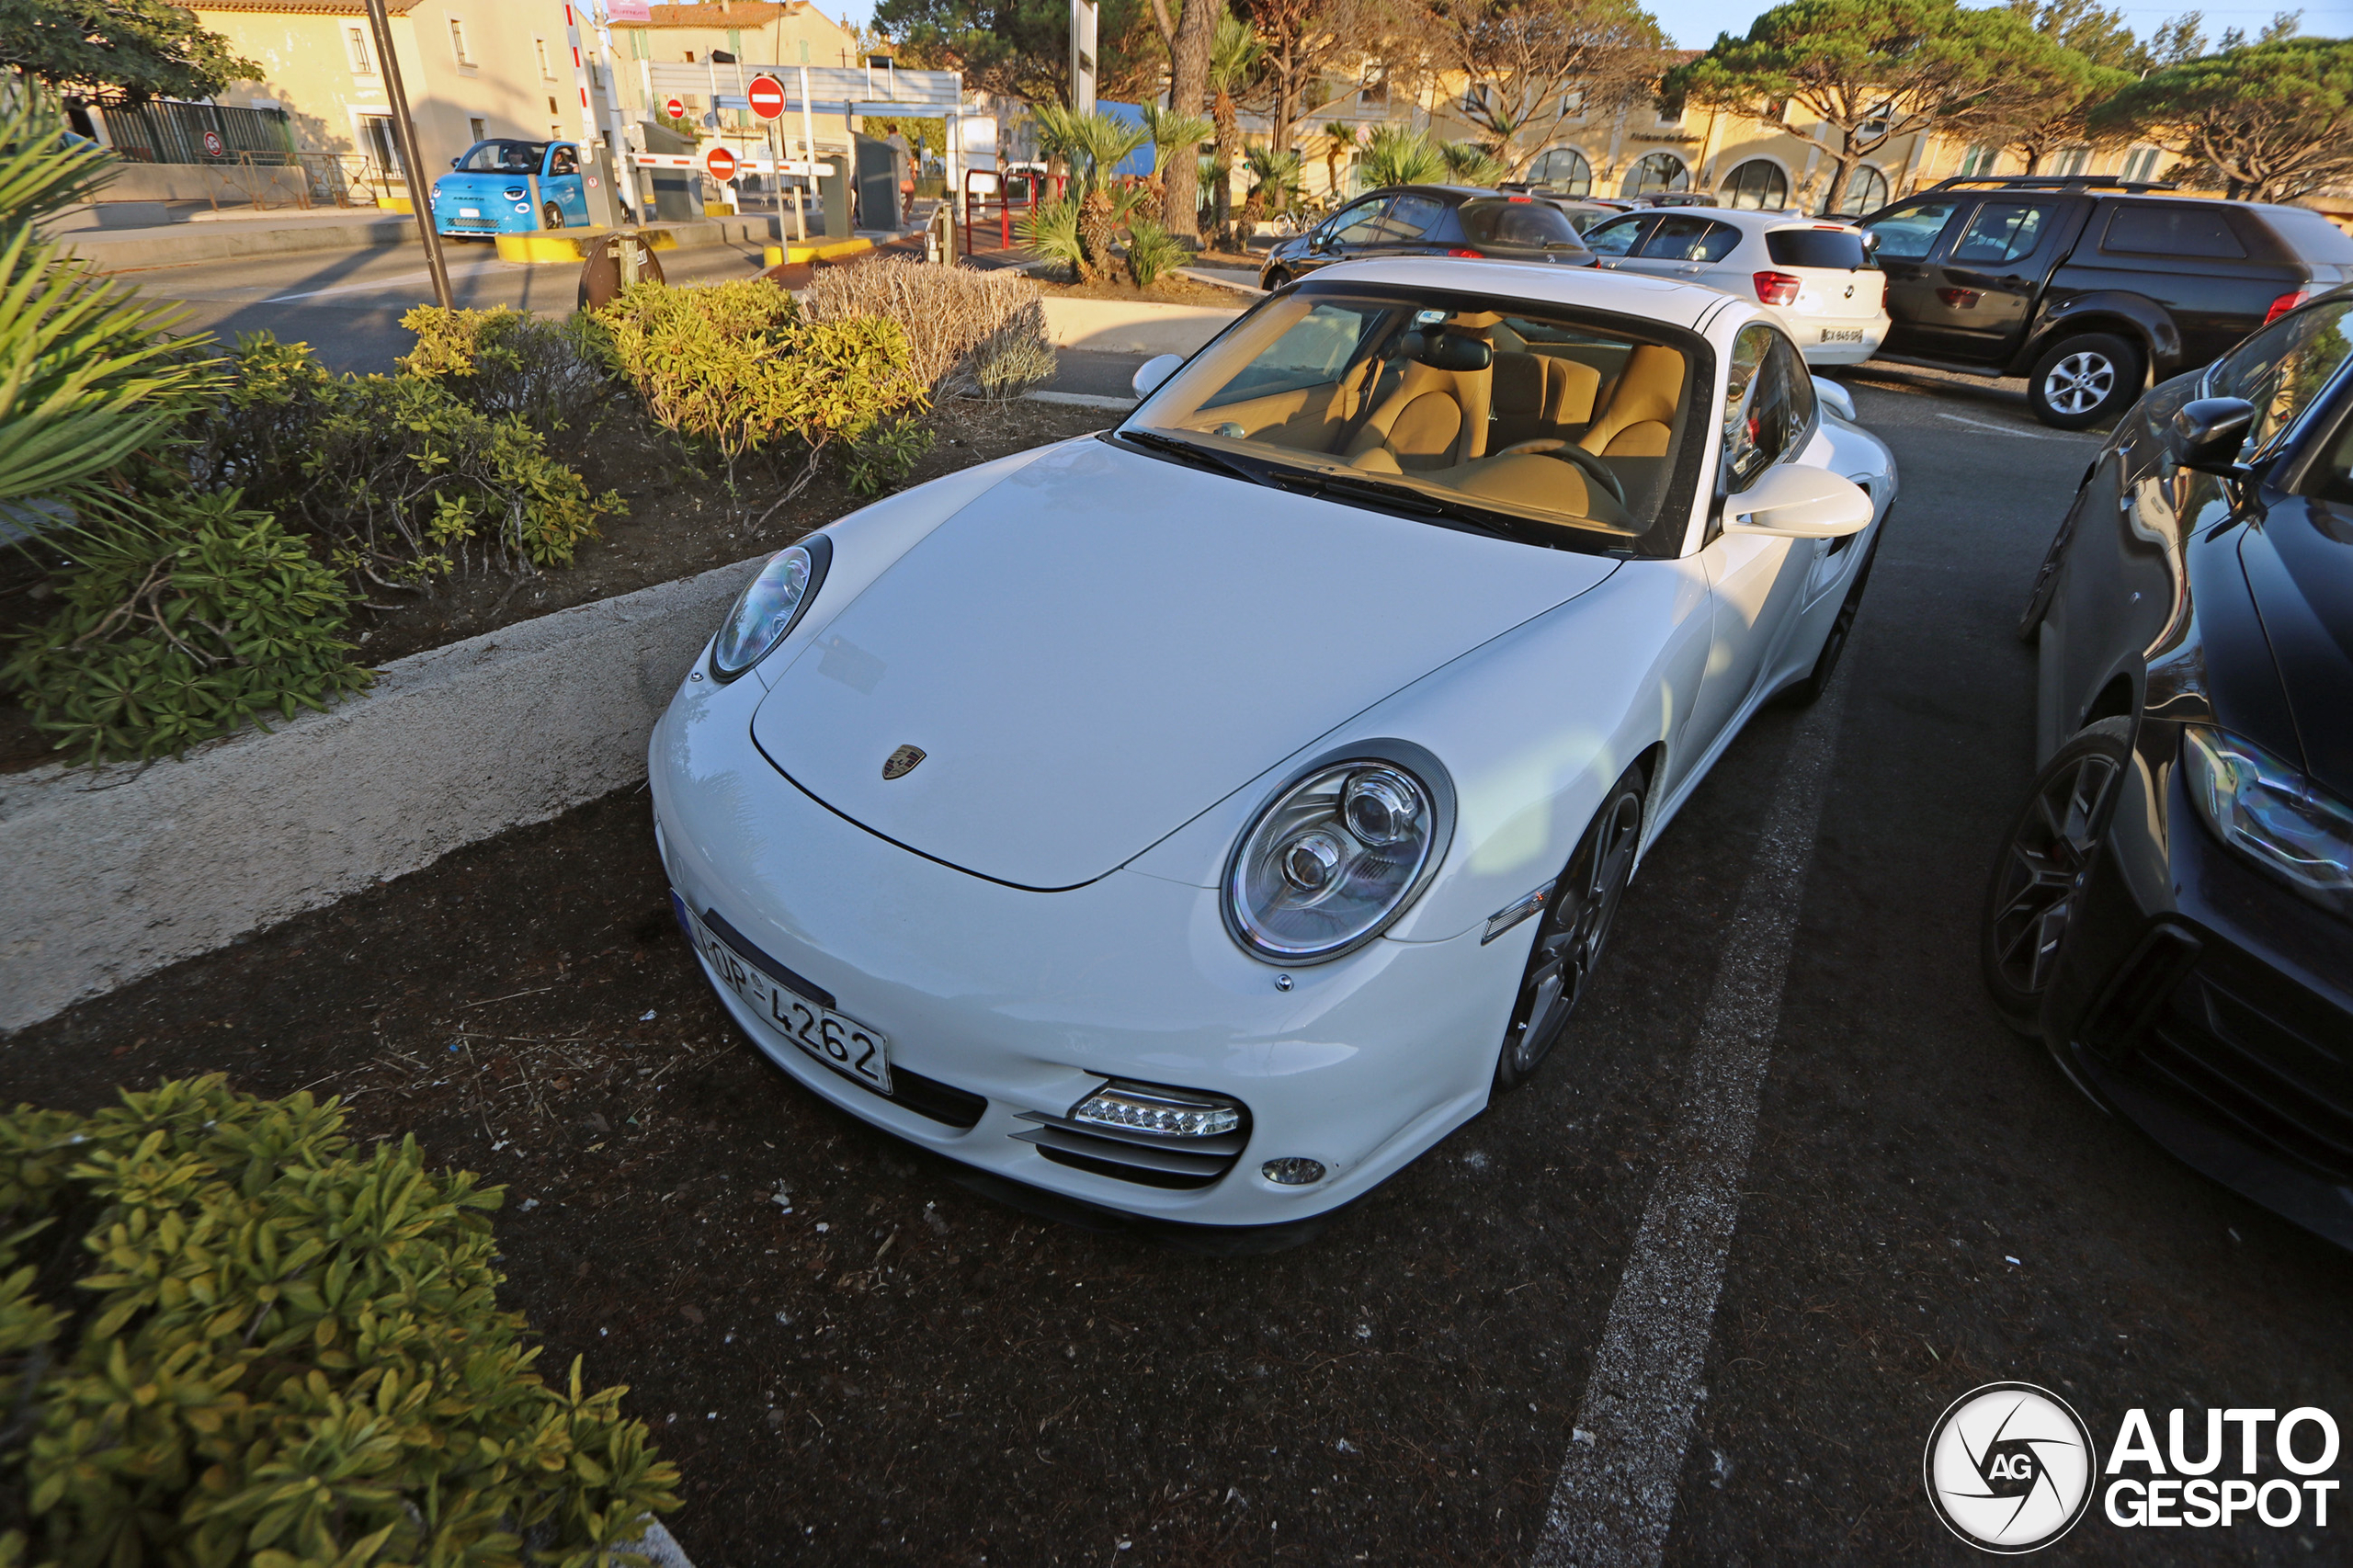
[1986,289,2353,1244]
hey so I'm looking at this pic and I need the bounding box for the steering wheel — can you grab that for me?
[1496,437,1629,508]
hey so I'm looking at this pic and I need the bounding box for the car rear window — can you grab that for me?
[1461,199,1585,248]
[2102,204,2247,258]
[1638,215,1739,262]
[1766,228,1872,270]
[2261,207,2353,266]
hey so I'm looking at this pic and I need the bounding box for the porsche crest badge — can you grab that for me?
[882,744,926,780]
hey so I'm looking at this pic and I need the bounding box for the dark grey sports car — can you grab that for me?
[1986,289,2353,1244]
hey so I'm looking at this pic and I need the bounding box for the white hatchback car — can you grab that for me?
[1582,208,1891,366]
[650,260,1896,1240]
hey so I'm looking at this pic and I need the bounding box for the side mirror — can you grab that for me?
[2173,395,2256,474]
[1811,376,1857,423]
[449,157,460,169]
[1131,353,1183,399]
[1723,464,1874,539]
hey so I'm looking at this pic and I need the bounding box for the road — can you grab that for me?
[13,288,2351,1563]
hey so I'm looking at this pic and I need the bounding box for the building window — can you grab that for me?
[346,25,373,74]
[536,39,552,78]
[358,114,403,177]
[1620,151,1688,198]
[683,50,696,63]
[1764,97,1789,124]
[2051,145,2092,176]
[1527,146,1592,197]
[1560,87,1586,119]
[1959,143,1999,177]
[2122,144,2164,183]
[1859,102,1892,140]
[449,17,472,65]
[1461,83,1497,117]
[1836,164,1890,214]
[1657,99,1685,129]
[1719,158,1789,210]
[468,116,486,143]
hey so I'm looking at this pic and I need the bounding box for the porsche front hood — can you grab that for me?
[749,438,1620,889]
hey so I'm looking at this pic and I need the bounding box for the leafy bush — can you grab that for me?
[1122,217,1186,290]
[0,81,221,510]
[0,1076,679,1568]
[395,306,612,437]
[1359,124,1447,189]
[1017,195,1086,282]
[1439,142,1508,187]
[799,258,1054,399]
[188,335,620,594]
[590,280,925,500]
[3,491,372,765]
[843,414,934,497]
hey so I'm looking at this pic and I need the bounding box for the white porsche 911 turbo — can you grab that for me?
[649,258,1895,1237]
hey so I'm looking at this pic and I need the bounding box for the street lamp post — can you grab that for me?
[364,0,453,308]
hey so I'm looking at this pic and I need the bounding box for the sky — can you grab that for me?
[813,0,2349,51]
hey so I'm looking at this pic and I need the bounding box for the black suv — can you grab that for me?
[1858,176,2353,428]
[1257,185,1593,290]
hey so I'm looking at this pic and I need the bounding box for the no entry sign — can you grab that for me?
[664,96,687,120]
[702,144,738,182]
[747,74,787,120]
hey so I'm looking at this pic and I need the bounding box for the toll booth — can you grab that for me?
[852,132,906,233]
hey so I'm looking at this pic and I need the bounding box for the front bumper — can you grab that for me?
[2040,722,2353,1246]
[648,673,1525,1227]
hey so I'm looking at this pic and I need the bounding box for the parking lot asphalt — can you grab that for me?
[10,369,2351,1565]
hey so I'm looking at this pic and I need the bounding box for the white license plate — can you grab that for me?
[688,910,892,1094]
[460,207,481,217]
[1820,328,1868,344]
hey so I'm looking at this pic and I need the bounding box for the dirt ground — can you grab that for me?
[1033,273,1252,307]
[0,397,1108,773]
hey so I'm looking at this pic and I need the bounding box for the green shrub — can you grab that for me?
[1017,196,1086,283]
[591,280,924,499]
[3,491,372,765]
[188,335,620,593]
[396,306,614,437]
[1122,218,1186,290]
[844,414,933,497]
[0,1076,680,1568]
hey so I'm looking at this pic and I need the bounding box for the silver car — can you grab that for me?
[1582,207,1891,366]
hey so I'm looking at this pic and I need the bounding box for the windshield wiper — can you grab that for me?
[1114,428,1266,486]
[1279,470,1528,542]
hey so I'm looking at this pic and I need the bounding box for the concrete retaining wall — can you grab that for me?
[1039,297,1244,356]
[60,213,784,272]
[0,556,764,1033]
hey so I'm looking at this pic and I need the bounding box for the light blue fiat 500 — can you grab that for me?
[430,140,587,237]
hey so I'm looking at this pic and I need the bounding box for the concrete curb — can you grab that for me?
[1039,296,1244,357]
[63,214,785,273]
[0,556,765,1033]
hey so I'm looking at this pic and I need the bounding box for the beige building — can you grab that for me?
[608,2,863,74]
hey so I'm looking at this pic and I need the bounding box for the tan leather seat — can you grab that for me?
[1489,352,1548,449]
[1579,345,1684,458]
[1344,354,1493,472]
[1542,356,1602,426]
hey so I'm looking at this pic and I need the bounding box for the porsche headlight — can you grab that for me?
[2182,724,2353,915]
[1224,748,1451,963]
[710,536,831,680]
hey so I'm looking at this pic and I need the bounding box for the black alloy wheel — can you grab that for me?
[1495,762,1646,1092]
[1979,717,2132,1035]
[1262,267,1290,291]
[542,201,565,231]
[1778,522,1881,708]
[2026,332,2143,431]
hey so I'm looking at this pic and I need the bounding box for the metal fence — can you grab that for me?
[98,100,298,166]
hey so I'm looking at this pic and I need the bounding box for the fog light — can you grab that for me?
[1072,1085,1241,1138]
[1261,1157,1325,1186]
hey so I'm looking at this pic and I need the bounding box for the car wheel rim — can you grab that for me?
[1989,752,2120,998]
[2042,351,2116,415]
[1511,790,1641,1074]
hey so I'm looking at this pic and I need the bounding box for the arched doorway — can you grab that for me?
[1620,152,1687,199]
[1836,165,1889,216]
[1718,158,1789,210]
[1527,146,1592,197]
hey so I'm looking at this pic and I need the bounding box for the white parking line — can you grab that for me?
[265,260,513,302]
[1933,409,2093,443]
[1530,670,1852,1568]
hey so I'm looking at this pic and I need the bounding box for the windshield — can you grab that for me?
[1120,284,1707,556]
[456,140,547,174]
[1461,199,1586,250]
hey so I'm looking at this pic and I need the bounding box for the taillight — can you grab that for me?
[1754,270,1802,306]
[1444,247,1482,257]
[2265,287,2316,324]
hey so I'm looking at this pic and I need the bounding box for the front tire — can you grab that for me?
[1495,761,1646,1092]
[1779,522,1881,708]
[1979,717,2131,1036]
[2026,333,2142,430]
[1261,267,1290,291]
[542,201,566,231]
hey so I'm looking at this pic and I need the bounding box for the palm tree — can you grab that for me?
[1358,124,1445,190]
[1206,8,1262,249]
[1020,107,1150,282]
[1242,145,1302,229]
[1138,103,1211,222]
[1439,142,1508,187]
[1318,119,1356,204]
